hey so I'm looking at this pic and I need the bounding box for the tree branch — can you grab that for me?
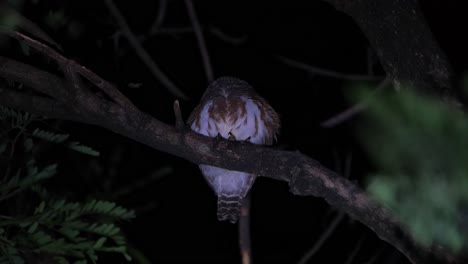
[320,0,455,102]
[184,0,214,83]
[0,51,462,263]
[276,55,383,81]
[103,0,189,101]
[0,9,465,260]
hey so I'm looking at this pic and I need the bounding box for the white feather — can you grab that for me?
[190,95,270,198]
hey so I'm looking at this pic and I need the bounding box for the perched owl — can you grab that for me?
[188,77,280,223]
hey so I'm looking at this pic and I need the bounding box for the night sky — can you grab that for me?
[3,1,468,263]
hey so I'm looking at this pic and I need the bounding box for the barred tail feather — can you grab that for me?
[217,194,242,224]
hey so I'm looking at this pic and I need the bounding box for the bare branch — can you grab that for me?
[104,0,189,100]
[0,25,464,264]
[276,55,383,81]
[320,77,391,128]
[152,26,247,45]
[184,0,214,83]
[320,0,455,101]
[2,30,136,110]
[0,55,460,263]
[297,212,345,264]
[148,0,168,34]
[0,6,62,50]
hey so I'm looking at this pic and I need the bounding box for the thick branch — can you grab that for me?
[321,0,455,102]
[0,56,462,264]
[0,56,67,98]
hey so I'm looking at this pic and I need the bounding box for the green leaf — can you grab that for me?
[32,128,69,143]
[67,142,100,157]
[93,237,107,249]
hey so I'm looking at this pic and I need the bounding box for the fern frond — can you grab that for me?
[0,106,33,128]
[67,142,99,157]
[32,128,69,143]
[31,129,100,157]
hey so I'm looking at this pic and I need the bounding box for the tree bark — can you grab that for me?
[322,0,455,101]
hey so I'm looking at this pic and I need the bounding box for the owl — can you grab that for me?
[188,76,280,223]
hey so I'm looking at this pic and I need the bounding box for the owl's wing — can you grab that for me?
[188,100,219,137]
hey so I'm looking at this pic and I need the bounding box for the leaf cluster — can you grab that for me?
[0,107,134,264]
[356,88,468,251]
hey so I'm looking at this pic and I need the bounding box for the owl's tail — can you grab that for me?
[217,194,243,224]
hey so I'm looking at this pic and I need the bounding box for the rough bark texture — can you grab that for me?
[322,0,455,101]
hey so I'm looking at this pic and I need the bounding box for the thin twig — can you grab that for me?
[320,77,391,128]
[297,212,346,264]
[363,247,384,264]
[184,0,214,83]
[209,26,247,45]
[104,0,189,100]
[153,26,247,45]
[239,194,252,264]
[173,100,185,131]
[0,7,62,50]
[276,55,383,81]
[148,0,168,34]
[344,235,365,264]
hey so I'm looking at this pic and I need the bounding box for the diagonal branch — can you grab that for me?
[320,0,455,102]
[0,84,77,122]
[1,30,136,111]
[184,0,214,83]
[276,55,383,81]
[0,52,462,264]
[104,0,189,101]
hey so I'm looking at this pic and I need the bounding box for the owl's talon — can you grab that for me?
[228,132,236,141]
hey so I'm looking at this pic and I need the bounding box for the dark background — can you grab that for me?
[5,0,468,263]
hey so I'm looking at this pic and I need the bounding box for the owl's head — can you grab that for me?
[189,76,280,145]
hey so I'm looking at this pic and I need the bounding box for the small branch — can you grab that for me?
[173,100,184,131]
[276,55,383,81]
[208,26,247,45]
[320,77,390,128]
[297,212,345,264]
[344,235,365,264]
[104,0,189,100]
[152,26,247,45]
[363,247,384,264]
[0,7,62,50]
[1,30,136,110]
[239,194,252,264]
[148,0,168,34]
[184,0,214,83]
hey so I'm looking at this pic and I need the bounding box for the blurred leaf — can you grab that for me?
[354,88,468,251]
